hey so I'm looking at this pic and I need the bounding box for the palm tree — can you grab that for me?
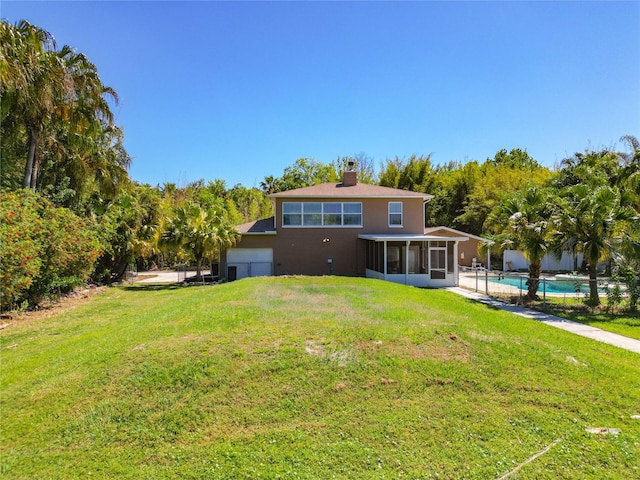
[619,135,640,209]
[260,175,282,194]
[488,185,557,300]
[0,20,120,191]
[1,20,61,188]
[162,202,240,282]
[555,184,638,306]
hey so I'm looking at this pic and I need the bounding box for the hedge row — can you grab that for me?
[0,190,103,310]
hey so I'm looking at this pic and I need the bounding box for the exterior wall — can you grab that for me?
[273,229,363,276]
[358,198,425,233]
[272,196,426,276]
[427,228,482,268]
[504,249,584,272]
[222,235,275,278]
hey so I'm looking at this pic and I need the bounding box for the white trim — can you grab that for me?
[282,225,363,229]
[359,234,468,242]
[388,201,403,228]
[424,226,490,243]
[274,194,432,199]
[282,201,363,227]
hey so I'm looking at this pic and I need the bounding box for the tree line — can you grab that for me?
[1,19,638,312]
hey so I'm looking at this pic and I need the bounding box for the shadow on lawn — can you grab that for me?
[121,284,184,292]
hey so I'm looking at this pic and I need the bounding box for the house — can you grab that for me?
[424,226,491,270]
[220,168,469,287]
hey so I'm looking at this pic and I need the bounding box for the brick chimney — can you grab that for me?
[342,161,357,186]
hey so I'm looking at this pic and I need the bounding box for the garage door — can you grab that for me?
[226,248,273,280]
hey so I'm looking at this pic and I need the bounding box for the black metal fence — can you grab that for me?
[459,270,627,306]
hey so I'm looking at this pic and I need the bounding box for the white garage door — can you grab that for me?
[227,248,273,279]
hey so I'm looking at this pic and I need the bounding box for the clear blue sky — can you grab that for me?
[3,1,639,188]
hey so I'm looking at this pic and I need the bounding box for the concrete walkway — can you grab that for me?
[137,270,183,284]
[446,287,640,354]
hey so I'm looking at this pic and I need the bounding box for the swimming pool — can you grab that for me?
[488,276,594,294]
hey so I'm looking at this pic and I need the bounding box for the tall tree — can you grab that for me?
[455,149,552,235]
[554,183,638,306]
[618,135,640,210]
[0,20,61,188]
[260,175,283,194]
[331,153,377,184]
[488,185,557,300]
[0,20,124,194]
[162,202,240,281]
[279,158,337,190]
[378,154,435,192]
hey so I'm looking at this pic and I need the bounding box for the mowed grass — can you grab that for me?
[2,277,639,479]
[542,299,640,341]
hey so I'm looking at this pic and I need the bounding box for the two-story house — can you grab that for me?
[220,168,468,287]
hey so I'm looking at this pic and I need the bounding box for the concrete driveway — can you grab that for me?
[136,270,182,284]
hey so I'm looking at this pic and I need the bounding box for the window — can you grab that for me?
[303,202,322,225]
[283,202,302,225]
[323,203,342,225]
[389,202,402,227]
[282,202,362,227]
[343,202,362,225]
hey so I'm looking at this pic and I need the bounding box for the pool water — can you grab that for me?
[488,276,594,294]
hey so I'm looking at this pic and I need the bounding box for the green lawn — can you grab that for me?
[2,277,639,479]
[523,297,640,341]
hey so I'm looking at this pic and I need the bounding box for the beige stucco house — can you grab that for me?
[221,169,469,287]
[424,226,490,270]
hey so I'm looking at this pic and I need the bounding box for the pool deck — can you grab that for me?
[458,272,598,298]
[447,286,640,354]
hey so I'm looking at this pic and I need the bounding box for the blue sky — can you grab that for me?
[3,1,639,188]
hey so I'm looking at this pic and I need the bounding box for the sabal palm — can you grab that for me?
[163,203,239,281]
[489,185,557,299]
[556,184,638,306]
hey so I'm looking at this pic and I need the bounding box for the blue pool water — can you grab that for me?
[488,276,593,294]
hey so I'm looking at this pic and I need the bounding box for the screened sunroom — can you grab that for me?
[359,234,468,287]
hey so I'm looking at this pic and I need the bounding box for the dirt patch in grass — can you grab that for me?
[0,286,106,329]
[357,334,472,363]
[305,339,357,366]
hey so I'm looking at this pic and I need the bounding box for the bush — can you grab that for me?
[29,204,103,303]
[0,190,103,310]
[0,192,44,309]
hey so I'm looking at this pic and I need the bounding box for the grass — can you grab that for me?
[2,276,639,479]
[551,309,640,341]
[487,292,640,341]
[520,297,640,341]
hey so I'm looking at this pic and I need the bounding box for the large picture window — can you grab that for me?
[283,202,362,227]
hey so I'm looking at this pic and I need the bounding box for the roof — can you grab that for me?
[235,217,276,234]
[359,233,469,242]
[270,182,433,200]
[424,226,490,242]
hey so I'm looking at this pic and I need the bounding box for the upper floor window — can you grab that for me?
[283,202,362,227]
[389,201,403,227]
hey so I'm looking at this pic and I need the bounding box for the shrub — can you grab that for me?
[0,191,44,309]
[28,204,103,303]
[0,190,103,310]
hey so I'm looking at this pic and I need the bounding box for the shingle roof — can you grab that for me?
[424,226,489,242]
[269,182,433,200]
[235,217,276,234]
